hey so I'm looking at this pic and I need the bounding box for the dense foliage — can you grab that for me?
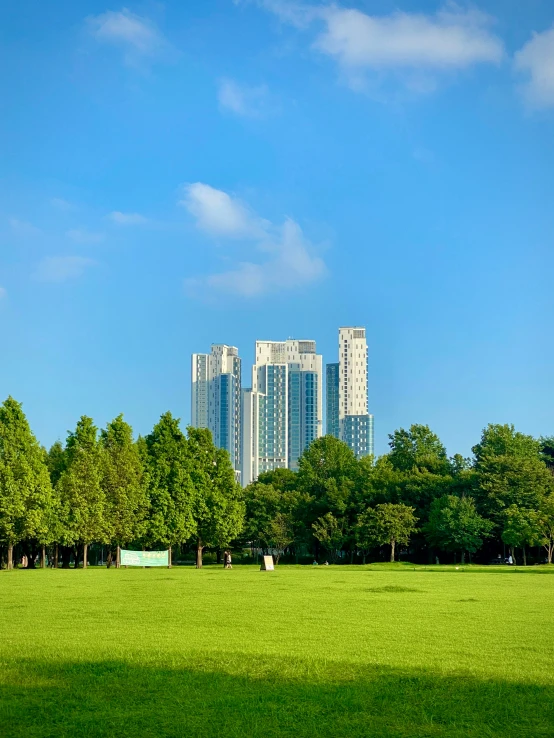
[1,396,553,567]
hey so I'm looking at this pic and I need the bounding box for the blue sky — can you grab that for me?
[1,0,553,457]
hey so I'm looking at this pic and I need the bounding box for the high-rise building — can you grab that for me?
[191,345,241,476]
[241,339,323,485]
[326,327,374,458]
[326,363,339,438]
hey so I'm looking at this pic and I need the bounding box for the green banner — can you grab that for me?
[120,549,169,567]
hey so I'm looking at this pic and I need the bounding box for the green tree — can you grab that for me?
[0,397,54,569]
[267,512,294,564]
[379,427,454,554]
[57,416,106,568]
[242,479,306,559]
[312,512,346,563]
[537,496,554,564]
[356,503,418,562]
[186,427,244,568]
[46,441,66,487]
[297,436,358,553]
[388,425,450,475]
[501,505,541,565]
[100,415,148,557]
[143,413,197,561]
[424,495,493,564]
[539,437,554,470]
[243,482,282,549]
[473,425,552,525]
[256,467,298,493]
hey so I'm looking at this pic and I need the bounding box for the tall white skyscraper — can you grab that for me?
[241,339,323,486]
[327,327,374,458]
[191,345,241,475]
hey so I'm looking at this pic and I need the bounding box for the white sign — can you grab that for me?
[260,555,274,571]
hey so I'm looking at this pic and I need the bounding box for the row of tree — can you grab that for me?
[1,395,553,568]
[0,397,243,569]
[241,424,554,565]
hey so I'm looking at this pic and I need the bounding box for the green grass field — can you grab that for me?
[1,564,553,738]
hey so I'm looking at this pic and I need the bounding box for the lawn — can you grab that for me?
[1,564,553,738]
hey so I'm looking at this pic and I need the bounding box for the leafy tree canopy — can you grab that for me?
[424,495,493,560]
[388,425,450,475]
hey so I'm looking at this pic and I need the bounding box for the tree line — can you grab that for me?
[1,395,553,569]
[0,397,242,570]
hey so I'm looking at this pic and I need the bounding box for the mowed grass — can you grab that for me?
[1,565,554,738]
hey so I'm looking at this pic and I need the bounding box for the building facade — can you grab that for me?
[191,345,241,476]
[326,363,339,438]
[326,327,374,458]
[241,339,323,485]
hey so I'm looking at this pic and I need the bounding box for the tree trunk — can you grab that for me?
[216,549,221,565]
[522,546,527,566]
[168,547,172,569]
[461,552,466,565]
[362,553,366,565]
[390,539,395,563]
[61,546,71,568]
[196,540,203,569]
[107,550,113,568]
[41,545,46,569]
[547,545,553,565]
[83,543,88,569]
[54,544,59,569]
[511,546,516,565]
[7,545,14,570]
[26,544,36,568]
[116,546,121,569]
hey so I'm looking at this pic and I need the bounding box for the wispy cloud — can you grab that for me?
[66,228,104,244]
[50,197,74,211]
[0,287,7,300]
[33,256,97,284]
[9,218,41,236]
[108,211,148,225]
[218,79,273,117]
[181,183,326,297]
[86,8,172,65]
[180,183,268,239]
[256,1,504,94]
[514,25,554,109]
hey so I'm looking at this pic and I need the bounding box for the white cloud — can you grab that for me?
[257,2,504,92]
[514,25,554,109]
[252,0,316,28]
[0,287,7,300]
[9,218,41,236]
[86,8,171,65]
[66,228,104,244]
[109,211,148,225]
[218,79,272,117]
[180,183,268,238]
[183,184,326,297]
[50,197,74,211]
[33,257,97,283]
[316,6,503,70]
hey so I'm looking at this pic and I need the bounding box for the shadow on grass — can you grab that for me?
[1,655,553,738]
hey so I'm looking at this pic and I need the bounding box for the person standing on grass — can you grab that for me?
[226,551,232,569]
